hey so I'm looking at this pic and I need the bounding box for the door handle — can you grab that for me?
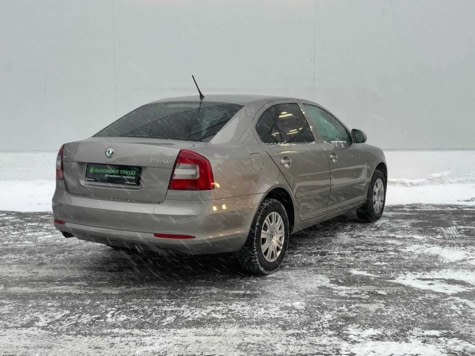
[329,153,338,163]
[280,157,292,168]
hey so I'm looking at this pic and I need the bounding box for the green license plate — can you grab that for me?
[85,164,141,186]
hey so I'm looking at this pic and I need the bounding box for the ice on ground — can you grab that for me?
[349,270,378,278]
[350,340,444,356]
[0,150,474,212]
[390,270,475,295]
[405,245,475,264]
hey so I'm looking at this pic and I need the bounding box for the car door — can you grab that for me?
[255,102,331,220]
[302,104,368,209]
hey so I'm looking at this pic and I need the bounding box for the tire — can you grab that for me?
[237,199,290,275]
[357,169,386,222]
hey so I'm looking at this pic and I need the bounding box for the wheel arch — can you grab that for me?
[375,162,388,183]
[262,187,295,233]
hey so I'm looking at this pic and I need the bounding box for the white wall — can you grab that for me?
[1,0,474,150]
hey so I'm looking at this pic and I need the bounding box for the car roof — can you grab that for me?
[152,94,302,106]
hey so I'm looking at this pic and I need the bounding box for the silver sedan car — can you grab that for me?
[53,95,387,275]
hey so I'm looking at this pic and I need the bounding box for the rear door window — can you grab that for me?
[256,103,314,144]
[95,101,243,142]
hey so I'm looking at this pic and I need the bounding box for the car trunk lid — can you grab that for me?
[62,138,196,203]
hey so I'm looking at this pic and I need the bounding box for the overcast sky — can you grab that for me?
[1,0,474,151]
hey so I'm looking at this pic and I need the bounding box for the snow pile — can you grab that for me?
[390,170,475,186]
[0,150,474,212]
[0,152,56,212]
[385,150,475,206]
[1,180,54,212]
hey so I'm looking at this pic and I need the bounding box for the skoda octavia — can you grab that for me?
[53,95,387,275]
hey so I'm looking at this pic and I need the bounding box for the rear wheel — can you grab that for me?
[237,199,289,275]
[357,169,386,222]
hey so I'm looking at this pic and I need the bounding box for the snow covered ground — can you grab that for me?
[1,206,474,355]
[0,150,474,212]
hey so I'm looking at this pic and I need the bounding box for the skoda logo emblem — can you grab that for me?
[105,147,115,159]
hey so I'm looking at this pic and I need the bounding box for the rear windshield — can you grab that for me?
[94,101,243,142]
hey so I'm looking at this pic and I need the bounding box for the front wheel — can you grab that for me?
[357,169,386,222]
[237,199,290,275]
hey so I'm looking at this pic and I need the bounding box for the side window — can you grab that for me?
[256,103,314,144]
[303,104,351,143]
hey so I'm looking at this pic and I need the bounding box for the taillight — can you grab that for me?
[56,145,64,180]
[169,149,214,190]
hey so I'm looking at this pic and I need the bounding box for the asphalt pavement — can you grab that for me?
[0,206,474,355]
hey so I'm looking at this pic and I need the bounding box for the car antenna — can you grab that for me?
[192,75,205,101]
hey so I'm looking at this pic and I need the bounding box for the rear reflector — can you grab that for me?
[153,233,195,239]
[54,218,66,225]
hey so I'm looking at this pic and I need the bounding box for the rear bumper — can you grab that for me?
[53,183,262,255]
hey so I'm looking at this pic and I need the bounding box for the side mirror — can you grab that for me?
[351,129,367,143]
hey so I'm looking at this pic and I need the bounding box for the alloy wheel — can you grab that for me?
[373,178,385,214]
[260,212,285,263]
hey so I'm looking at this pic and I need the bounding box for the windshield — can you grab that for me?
[94,101,243,142]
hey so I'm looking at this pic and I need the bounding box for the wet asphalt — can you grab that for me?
[0,206,474,355]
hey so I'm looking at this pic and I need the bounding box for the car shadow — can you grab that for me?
[82,212,365,282]
[93,247,245,281]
